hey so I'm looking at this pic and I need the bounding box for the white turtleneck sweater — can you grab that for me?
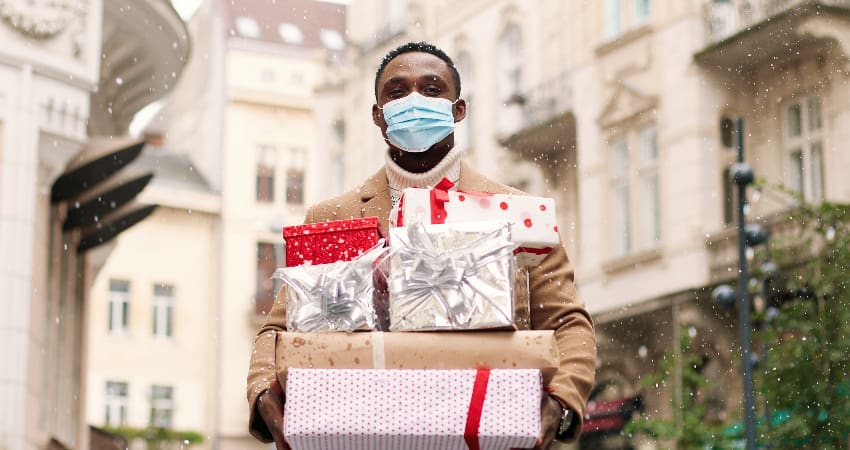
[385,146,462,213]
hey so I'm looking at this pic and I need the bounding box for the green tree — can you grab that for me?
[756,200,850,449]
[623,329,734,449]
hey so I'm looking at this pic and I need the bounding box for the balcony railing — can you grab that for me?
[703,0,850,44]
[500,72,572,139]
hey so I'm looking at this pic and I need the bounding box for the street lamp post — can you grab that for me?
[730,118,757,450]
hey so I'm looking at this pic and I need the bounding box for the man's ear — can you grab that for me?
[453,98,467,123]
[372,104,385,128]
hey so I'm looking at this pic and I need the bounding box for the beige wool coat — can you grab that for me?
[246,161,597,442]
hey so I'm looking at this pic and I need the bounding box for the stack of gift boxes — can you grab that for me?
[274,181,561,450]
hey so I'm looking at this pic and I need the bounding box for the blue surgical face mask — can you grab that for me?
[379,92,458,153]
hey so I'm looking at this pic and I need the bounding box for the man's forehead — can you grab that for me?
[380,52,450,81]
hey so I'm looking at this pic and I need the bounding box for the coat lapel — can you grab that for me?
[358,168,391,237]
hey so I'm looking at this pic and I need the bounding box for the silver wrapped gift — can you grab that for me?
[274,244,387,332]
[388,221,518,331]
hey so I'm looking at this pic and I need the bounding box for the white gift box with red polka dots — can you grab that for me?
[392,187,559,266]
[283,368,541,450]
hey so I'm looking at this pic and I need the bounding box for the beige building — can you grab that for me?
[340,0,850,448]
[84,146,220,447]
[87,0,348,449]
[0,0,189,449]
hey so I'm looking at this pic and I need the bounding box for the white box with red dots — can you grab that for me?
[283,368,541,450]
[392,187,560,266]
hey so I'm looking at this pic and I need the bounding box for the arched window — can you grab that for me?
[498,24,523,104]
[498,24,524,136]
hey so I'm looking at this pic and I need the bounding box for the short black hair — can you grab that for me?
[374,41,461,99]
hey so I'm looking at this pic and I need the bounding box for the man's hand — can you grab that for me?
[257,380,290,450]
[535,393,563,450]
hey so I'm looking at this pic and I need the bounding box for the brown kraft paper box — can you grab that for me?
[274,330,559,389]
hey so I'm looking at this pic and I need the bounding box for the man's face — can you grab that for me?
[372,51,465,136]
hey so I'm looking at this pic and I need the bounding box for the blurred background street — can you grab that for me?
[2,0,850,449]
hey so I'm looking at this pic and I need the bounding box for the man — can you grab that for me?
[247,42,596,449]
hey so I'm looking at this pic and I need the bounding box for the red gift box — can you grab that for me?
[283,217,381,267]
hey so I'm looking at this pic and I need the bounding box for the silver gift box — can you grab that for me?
[274,244,387,332]
[388,222,518,331]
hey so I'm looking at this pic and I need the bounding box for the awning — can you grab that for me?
[63,173,154,230]
[77,204,158,253]
[51,140,145,203]
[582,395,644,436]
[50,138,161,253]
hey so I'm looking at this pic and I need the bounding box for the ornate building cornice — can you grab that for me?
[0,0,88,51]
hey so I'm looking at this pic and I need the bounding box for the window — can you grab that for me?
[605,0,624,38]
[605,0,651,39]
[108,279,130,334]
[256,145,276,203]
[286,169,304,205]
[498,24,523,103]
[610,138,631,257]
[278,23,303,44]
[150,385,174,428]
[104,381,128,426]
[256,243,283,315]
[783,95,824,202]
[286,149,306,205]
[455,51,475,154]
[635,0,651,25]
[234,16,260,39]
[498,24,523,135]
[152,284,174,338]
[608,125,661,258]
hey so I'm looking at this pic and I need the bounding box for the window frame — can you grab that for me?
[782,94,825,203]
[152,283,174,339]
[607,123,662,259]
[255,144,277,203]
[150,384,174,429]
[104,381,129,427]
[285,148,306,206]
[107,279,130,335]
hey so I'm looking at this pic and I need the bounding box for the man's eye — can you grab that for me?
[389,89,405,98]
[423,86,441,95]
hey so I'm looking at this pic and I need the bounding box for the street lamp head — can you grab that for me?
[712,284,737,309]
[729,163,755,186]
[744,224,769,247]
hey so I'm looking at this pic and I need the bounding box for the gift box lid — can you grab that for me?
[283,216,380,239]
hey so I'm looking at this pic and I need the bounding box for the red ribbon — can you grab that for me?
[464,368,490,450]
[514,246,554,255]
[428,178,455,224]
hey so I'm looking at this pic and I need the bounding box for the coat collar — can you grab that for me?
[357,160,493,236]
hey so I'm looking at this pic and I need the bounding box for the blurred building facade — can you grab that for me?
[84,145,220,448]
[340,0,850,448]
[0,0,189,449]
[84,0,347,449]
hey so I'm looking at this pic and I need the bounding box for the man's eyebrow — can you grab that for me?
[417,73,446,83]
[384,77,406,86]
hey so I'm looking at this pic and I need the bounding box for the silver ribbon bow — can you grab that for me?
[275,242,387,332]
[388,222,517,331]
